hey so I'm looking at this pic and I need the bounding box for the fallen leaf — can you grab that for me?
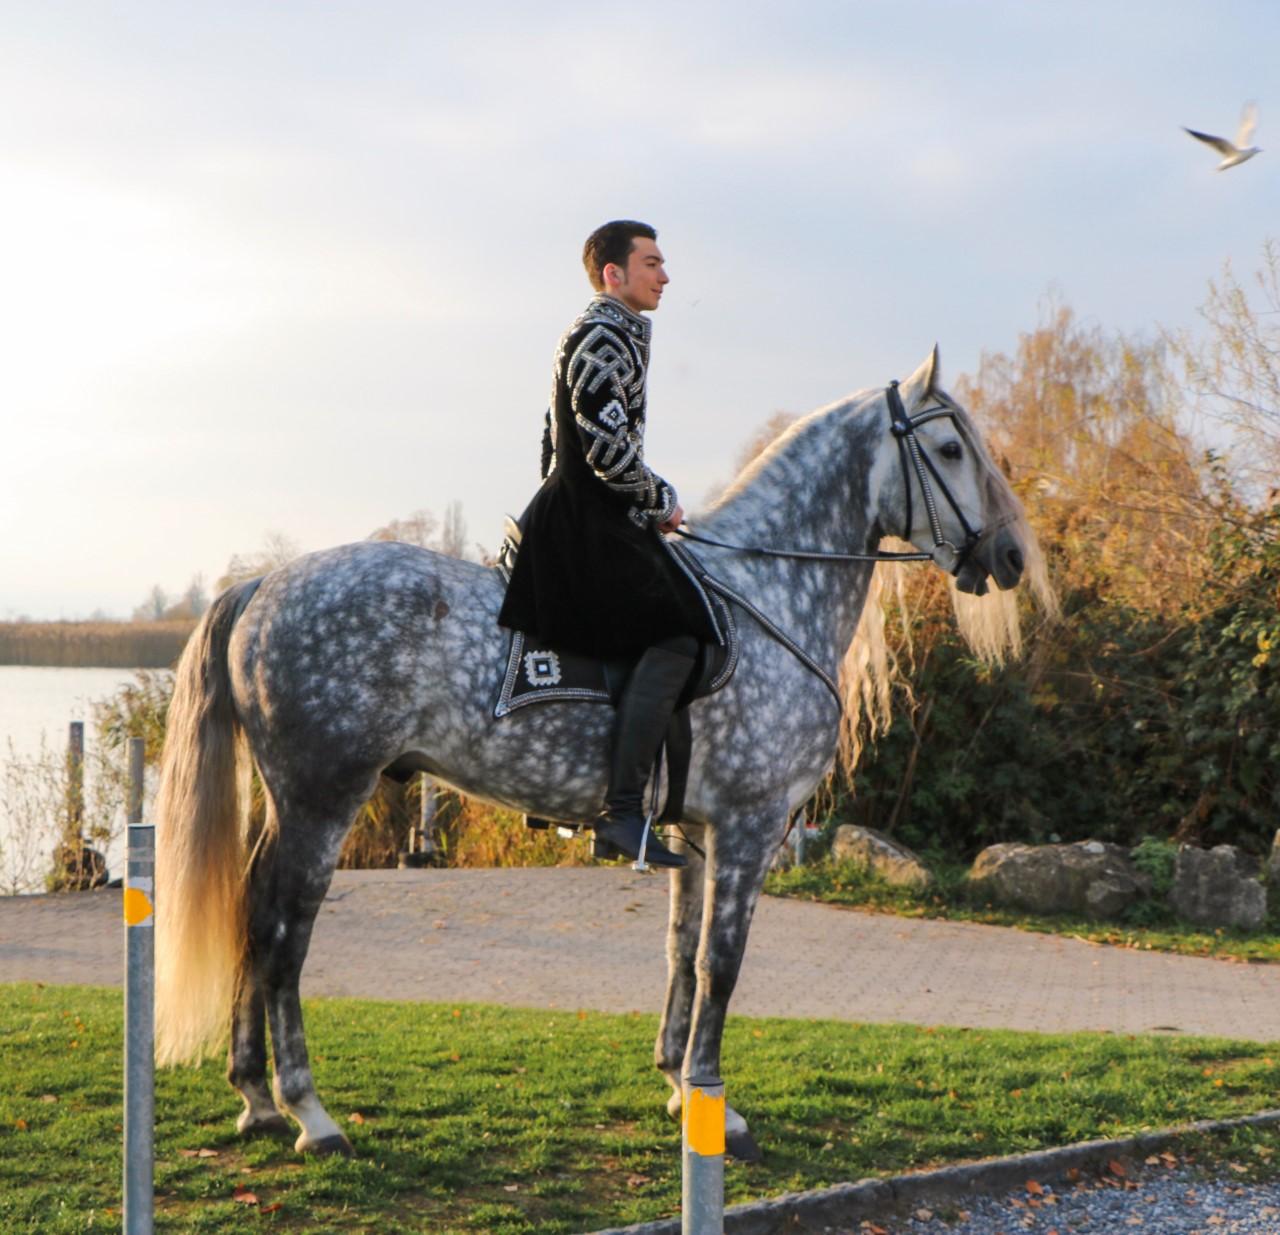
[14,1119,28,1131]
[914,1209,933,1221]
[502,1184,518,1193]
[179,1150,199,1159]
[40,1094,57,1104]
[1229,1161,1248,1174]
[1066,1167,1082,1183]
[449,1053,461,1062]
[349,1112,366,1125]
[198,1148,219,1158]
[232,1188,259,1205]
[1027,1180,1045,1195]
[626,1173,651,1188]
[1108,1159,1128,1178]
[262,1202,283,1213]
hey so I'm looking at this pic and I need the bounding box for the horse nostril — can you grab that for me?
[1007,548,1025,574]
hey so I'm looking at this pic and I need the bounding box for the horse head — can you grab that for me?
[890,346,1029,597]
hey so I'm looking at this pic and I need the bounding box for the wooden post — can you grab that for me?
[66,721,85,847]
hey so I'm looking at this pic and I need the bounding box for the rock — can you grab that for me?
[966,840,1150,920]
[830,825,932,890]
[1168,844,1267,931]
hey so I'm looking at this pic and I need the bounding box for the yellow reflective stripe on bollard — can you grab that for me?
[123,886,154,927]
[684,1084,725,1156]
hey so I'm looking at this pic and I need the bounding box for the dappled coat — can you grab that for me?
[498,295,721,659]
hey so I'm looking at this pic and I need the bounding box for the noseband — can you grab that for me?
[673,381,984,572]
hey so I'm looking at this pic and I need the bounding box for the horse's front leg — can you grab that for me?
[683,817,781,1162]
[655,823,706,1118]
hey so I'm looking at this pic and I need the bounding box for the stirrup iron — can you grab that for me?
[632,814,653,873]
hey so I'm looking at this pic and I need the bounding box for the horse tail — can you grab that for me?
[154,579,260,1066]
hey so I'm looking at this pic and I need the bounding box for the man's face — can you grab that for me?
[605,237,669,313]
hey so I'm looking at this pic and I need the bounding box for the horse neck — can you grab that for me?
[696,394,892,671]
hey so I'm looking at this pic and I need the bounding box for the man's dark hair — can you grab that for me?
[582,220,657,292]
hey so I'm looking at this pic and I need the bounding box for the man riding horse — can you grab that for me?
[498,221,720,868]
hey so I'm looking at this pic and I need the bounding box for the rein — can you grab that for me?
[671,527,931,563]
[666,380,988,714]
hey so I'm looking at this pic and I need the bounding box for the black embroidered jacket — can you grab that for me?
[542,296,677,527]
[498,296,719,659]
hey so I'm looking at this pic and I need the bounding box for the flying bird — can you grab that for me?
[1184,102,1262,170]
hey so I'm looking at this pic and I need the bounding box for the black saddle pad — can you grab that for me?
[493,591,737,720]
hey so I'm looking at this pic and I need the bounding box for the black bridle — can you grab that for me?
[672,380,984,573]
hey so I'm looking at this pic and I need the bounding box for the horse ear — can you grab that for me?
[901,345,941,410]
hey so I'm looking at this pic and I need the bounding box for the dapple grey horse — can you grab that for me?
[155,348,1046,1159]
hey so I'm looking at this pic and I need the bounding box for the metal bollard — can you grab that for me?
[123,738,154,1235]
[682,1075,725,1235]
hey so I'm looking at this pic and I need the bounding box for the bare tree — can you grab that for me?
[217,531,302,591]
[132,585,169,622]
[1170,238,1280,499]
[368,508,440,548]
[439,500,468,559]
[369,503,481,560]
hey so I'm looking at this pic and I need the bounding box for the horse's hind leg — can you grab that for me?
[252,796,363,1156]
[656,824,706,1118]
[228,972,288,1136]
[228,838,290,1137]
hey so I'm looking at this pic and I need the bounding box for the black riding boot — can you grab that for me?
[594,644,695,868]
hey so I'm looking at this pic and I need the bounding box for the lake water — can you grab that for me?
[0,665,147,891]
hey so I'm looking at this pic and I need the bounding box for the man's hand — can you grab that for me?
[658,504,684,534]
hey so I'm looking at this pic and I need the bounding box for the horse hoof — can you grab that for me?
[237,1112,292,1138]
[297,1132,355,1157]
[726,1128,763,1163]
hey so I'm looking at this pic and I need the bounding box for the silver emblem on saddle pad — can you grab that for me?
[523,649,563,687]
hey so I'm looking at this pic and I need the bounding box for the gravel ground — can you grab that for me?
[878,1167,1280,1235]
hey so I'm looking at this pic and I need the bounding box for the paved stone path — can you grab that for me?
[2,868,1278,1040]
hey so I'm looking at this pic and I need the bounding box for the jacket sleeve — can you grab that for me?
[566,324,678,526]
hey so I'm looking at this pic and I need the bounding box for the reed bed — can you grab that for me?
[0,621,195,668]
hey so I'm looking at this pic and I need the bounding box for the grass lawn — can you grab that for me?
[4,984,1280,1233]
[765,859,1280,963]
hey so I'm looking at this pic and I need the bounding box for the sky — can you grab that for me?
[2,0,1276,619]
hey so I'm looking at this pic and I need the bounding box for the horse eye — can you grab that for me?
[940,440,963,460]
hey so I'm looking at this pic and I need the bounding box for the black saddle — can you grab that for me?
[492,518,738,827]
